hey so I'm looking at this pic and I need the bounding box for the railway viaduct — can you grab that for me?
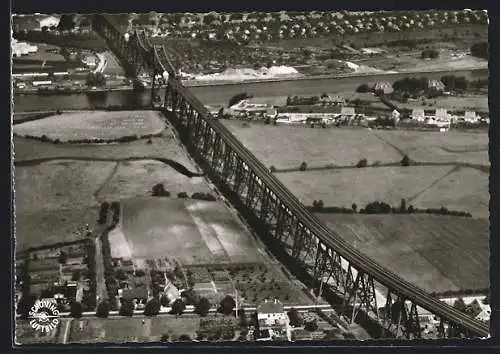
[91,14,489,339]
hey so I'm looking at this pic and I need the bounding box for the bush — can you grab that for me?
[171,298,186,316]
[119,299,135,317]
[299,162,307,171]
[70,301,83,318]
[160,334,169,342]
[147,138,153,144]
[356,158,368,168]
[304,320,318,332]
[144,298,161,316]
[269,166,277,173]
[356,83,371,93]
[177,334,191,342]
[96,301,110,318]
[351,203,357,213]
[177,192,189,199]
[152,183,170,197]
[195,297,211,317]
[401,155,411,166]
[160,295,170,307]
[287,308,304,327]
[219,295,236,315]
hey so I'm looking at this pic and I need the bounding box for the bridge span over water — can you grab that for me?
[91,14,489,339]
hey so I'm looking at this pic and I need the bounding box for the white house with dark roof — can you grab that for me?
[428,79,446,92]
[257,299,288,330]
[412,108,425,122]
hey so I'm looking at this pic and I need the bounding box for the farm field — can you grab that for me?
[14,134,194,168]
[14,42,66,62]
[224,121,489,168]
[277,165,464,208]
[68,315,204,343]
[223,121,402,168]
[13,111,166,142]
[117,197,269,265]
[373,130,489,166]
[411,167,489,218]
[317,213,489,293]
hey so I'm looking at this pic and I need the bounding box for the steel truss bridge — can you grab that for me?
[92,15,489,339]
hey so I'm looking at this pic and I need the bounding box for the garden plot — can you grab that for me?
[14,111,166,142]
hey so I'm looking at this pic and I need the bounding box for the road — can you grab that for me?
[93,225,108,302]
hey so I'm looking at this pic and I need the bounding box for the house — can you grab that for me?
[476,307,491,322]
[412,108,425,122]
[428,79,446,92]
[392,109,401,122]
[39,16,60,30]
[340,106,356,117]
[464,110,478,122]
[163,279,181,305]
[373,81,393,94]
[257,299,288,330]
[435,108,449,121]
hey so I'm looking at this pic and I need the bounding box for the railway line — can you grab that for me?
[92,16,489,338]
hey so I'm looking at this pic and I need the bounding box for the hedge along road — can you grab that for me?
[13,69,488,112]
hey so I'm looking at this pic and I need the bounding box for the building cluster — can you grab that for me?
[17,239,95,312]
[110,257,182,311]
[128,10,487,43]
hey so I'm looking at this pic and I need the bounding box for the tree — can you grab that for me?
[152,183,170,197]
[356,83,371,93]
[57,14,76,32]
[195,297,211,317]
[181,289,198,305]
[96,301,110,318]
[219,295,236,315]
[228,92,252,108]
[470,42,488,60]
[160,295,170,307]
[71,270,81,281]
[287,308,304,327]
[144,298,161,316]
[171,298,186,316]
[119,299,135,317]
[41,26,48,32]
[86,72,106,87]
[17,294,37,319]
[401,155,411,166]
[453,298,467,313]
[58,251,68,264]
[356,158,368,168]
[400,199,407,213]
[70,301,83,318]
[299,162,308,171]
[178,334,191,341]
[304,320,318,332]
[351,203,357,213]
[160,334,170,342]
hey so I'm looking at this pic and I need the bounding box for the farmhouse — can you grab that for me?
[257,299,288,330]
[428,79,446,92]
[163,279,181,304]
[373,81,393,94]
[39,16,60,29]
[411,108,425,122]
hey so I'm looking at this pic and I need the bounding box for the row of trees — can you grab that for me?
[310,198,471,217]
